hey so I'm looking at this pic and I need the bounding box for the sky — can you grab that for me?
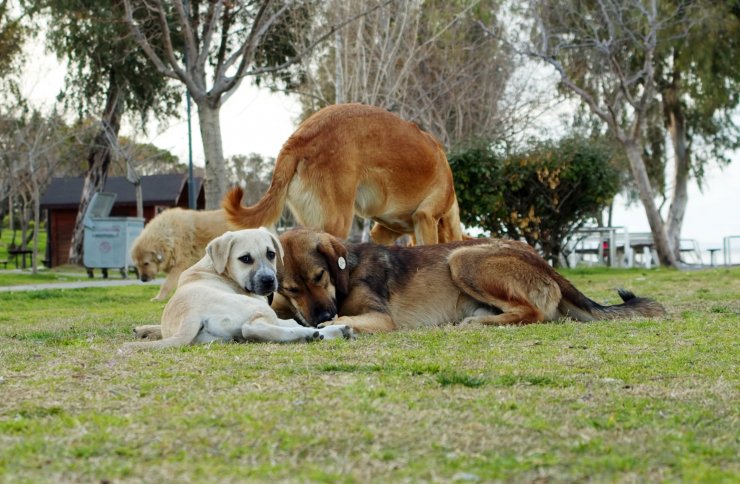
[22,41,740,265]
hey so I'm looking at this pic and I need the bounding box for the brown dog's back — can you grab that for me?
[223,103,462,245]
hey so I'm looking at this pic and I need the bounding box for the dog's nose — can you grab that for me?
[314,310,335,325]
[140,275,150,282]
[258,273,275,287]
[252,272,277,295]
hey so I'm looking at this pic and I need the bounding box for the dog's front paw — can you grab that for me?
[304,330,323,343]
[318,325,355,341]
[339,325,355,340]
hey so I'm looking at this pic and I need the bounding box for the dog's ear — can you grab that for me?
[316,234,349,295]
[206,231,235,274]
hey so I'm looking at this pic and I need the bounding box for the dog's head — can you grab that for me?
[206,228,284,297]
[130,240,169,283]
[277,229,350,327]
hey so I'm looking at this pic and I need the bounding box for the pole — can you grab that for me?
[184,0,196,210]
[187,92,195,209]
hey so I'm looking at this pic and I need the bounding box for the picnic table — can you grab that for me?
[8,248,33,269]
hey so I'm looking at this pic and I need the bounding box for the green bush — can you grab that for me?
[449,136,620,265]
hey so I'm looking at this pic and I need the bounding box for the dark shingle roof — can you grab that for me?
[40,174,203,209]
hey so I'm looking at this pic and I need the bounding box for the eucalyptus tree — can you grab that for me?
[0,0,27,83]
[40,0,182,264]
[515,0,739,266]
[650,0,740,261]
[493,0,700,266]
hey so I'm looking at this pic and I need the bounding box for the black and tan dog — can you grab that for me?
[272,228,666,333]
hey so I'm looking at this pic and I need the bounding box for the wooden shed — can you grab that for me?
[40,174,204,267]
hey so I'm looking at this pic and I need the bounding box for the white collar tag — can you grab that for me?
[337,256,346,270]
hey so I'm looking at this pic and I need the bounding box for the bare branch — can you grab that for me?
[477,18,613,125]
[194,0,222,70]
[122,0,205,97]
[173,0,201,71]
[122,0,179,79]
[215,1,289,99]
[244,0,392,78]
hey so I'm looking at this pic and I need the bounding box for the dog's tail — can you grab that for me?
[222,151,299,230]
[558,280,665,321]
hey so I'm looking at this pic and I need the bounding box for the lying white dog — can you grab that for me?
[123,228,352,350]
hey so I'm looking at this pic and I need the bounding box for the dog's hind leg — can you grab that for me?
[412,180,460,245]
[437,199,463,243]
[448,246,561,325]
[122,318,201,350]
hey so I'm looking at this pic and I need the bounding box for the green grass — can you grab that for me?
[0,267,738,482]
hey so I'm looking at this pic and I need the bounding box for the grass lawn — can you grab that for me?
[0,266,738,482]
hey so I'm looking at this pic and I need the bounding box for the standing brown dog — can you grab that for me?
[272,228,666,333]
[222,103,462,245]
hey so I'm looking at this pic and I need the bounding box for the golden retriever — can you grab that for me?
[123,228,353,350]
[271,229,666,333]
[130,208,229,301]
[222,103,463,245]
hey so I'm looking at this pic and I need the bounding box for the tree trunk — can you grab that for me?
[32,184,41,275]
[135,182,143,218]
[19,192,31,250]
[68,72,124,265]
[623,140,678,267]
[7,195,13,244]
[197,100,228,209]
[663,85,690,262]
[28,161,41,274]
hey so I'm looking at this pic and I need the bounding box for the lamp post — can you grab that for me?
[184,0,196,210]
[187,91,195,209]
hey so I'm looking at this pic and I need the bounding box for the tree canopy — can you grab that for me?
[41,0,182,125]
[0,0,30,101]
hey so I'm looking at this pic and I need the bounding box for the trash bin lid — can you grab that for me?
[85,192,117,219]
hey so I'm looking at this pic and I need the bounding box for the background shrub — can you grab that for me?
[449,135,620,265]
